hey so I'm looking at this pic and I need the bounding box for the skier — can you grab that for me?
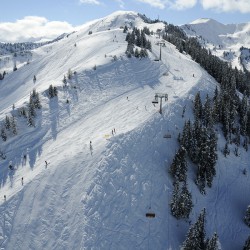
[9,162,13,170]
[89,141,93,155]
[33,75,36,83]
[21,177,24,186]
[114,128,116,134]
[4,195,6,201]
[45,161,48,168]
[112,130,114,136]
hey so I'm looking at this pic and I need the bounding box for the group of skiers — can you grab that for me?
[4,157,49,202]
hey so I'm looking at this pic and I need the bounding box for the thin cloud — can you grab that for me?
[136,0,166,9]
[79,0,101,5]
[135,0,250,13]
[171,0,197,10]
[200,0,250,13]
[113,0,125,8]
[0,16,76,43]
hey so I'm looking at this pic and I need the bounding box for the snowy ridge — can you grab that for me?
[0,11,249,249]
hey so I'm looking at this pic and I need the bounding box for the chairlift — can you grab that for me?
[164,134,172,139]
[152,95,159,104]
[146,212,156,218]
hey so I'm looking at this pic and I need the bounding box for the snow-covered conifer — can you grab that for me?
[243,236,250,250]
[5,115,11,130]
[1,128,7,141]
[244,206,250,227]
[10,115,17,135]
[182,208,206,250]
[206,232,220,250]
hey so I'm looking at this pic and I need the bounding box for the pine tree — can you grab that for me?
[212,88,220,124]
[5,115,11,130]
[31,89,41,109]
[67,68,73,79]
[18,107,27,118]
[203,94,213,127]
[180,183,193,219]
[182,208,206,250]
[194,92,202,120]
[62,75,67,85]
[170,180,181,218]
[244,205,250,227]
[10,115,17,135]
[53,86,58,97]
[243,236,250,250]
[123,25,128,33]
[243,137,248,152]
[169,146,187,182]
[27,112,35,127]
[28,97,36,117]
[134,48,140,58]
[206,232,220,250]
[223,142,230,157]
[170,181,193,219]
[48,84,54,98]
[1,128,7,141]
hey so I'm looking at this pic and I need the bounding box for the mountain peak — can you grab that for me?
[190,18,223,25]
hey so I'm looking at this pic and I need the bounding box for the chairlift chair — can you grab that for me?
[164,134,172,138]
[146,212,155,218]
[152,95,159,104]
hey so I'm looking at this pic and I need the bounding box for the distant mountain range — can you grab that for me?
[181,18,250,71]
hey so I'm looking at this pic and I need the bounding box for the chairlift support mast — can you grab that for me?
[159,42,165,61]
[152,93,168,114]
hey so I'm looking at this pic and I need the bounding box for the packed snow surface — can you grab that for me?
[0,11,249,249]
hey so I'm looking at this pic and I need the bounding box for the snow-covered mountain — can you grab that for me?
[181,18,250,71]
[0,11,249,249]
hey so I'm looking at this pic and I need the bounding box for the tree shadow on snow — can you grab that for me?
[49,97,59,140]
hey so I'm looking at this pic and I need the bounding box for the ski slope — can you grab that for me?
[0,11,249,249]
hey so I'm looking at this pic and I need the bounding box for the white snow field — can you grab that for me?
[0,11,249,249]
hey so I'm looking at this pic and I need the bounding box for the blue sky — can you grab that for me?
[0,0,249,42]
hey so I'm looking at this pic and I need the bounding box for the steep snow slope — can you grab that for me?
[0,11,249,249]
[181,18,250,70]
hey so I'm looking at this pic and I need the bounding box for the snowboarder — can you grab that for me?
[33,75,36,83]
